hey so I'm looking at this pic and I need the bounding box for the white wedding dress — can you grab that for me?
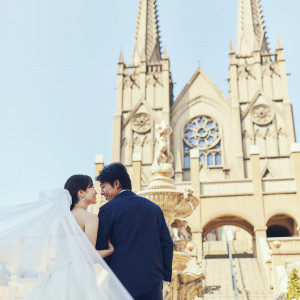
[0,188,132,300]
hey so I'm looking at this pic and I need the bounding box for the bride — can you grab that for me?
[0,175,132,299]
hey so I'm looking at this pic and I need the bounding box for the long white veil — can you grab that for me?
[0,188,132,299]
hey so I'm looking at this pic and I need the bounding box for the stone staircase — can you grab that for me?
[200,257,274,299]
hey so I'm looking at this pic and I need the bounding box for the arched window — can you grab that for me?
[215,152,221,165]
[183,115,222,168]
[207,153,214,166]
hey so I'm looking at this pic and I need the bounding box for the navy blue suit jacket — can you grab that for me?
[96,190,173,297]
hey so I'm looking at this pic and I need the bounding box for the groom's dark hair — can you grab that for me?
[96,162,132,190]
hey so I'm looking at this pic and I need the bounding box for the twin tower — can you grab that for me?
[111,0,296,187]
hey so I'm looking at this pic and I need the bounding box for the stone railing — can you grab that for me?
[200,179,253,196]
[262,178,296,194]
[174,178,296,196]
[266,237,300,295]
[267,237,300,252]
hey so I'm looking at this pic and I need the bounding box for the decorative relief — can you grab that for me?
[265,128,275,138]
[183,116,220,150]
[143,135,151,145]
[131,113,152,133]
[278,128,286,137]
[124,75,140,89]
[121,137,132,146]
[242,129,253,140]
[251,104,274,125]
[254,128,263,138]
[262,62,280,77]
[238,65,256,79]
[146,74,163,87]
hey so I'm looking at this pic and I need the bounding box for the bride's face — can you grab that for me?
[84,186,97,204]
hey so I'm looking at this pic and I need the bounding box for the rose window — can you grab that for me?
[251,104,274,125]
[184,116,220,150]
[132,113,152,133]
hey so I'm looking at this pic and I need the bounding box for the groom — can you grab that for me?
[96,162,173,300]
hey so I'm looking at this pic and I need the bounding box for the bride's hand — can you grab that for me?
[108,240,114,254]
[97,240,114,258]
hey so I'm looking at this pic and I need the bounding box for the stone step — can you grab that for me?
[201,257,274,299]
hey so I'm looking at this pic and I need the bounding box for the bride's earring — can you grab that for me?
[82,196,85,201]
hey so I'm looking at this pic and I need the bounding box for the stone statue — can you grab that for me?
[171,219,192,252]
[150,120,174,178]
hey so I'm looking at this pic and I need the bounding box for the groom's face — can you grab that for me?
[100,180,121,201]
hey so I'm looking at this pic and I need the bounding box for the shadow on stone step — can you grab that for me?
[200,285,221,295]
[205,253,254,259]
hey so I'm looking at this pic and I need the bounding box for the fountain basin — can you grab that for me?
[138,190,199,220]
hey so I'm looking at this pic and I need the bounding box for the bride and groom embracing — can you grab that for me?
[0,162,173,300]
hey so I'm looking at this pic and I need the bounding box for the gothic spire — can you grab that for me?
[237,0,269,56]
[132,0,162,65]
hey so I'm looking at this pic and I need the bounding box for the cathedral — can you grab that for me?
[94,0,300,298]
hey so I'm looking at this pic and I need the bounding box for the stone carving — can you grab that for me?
[242,129,253,140]
[238,65,256,79]
[265,128,275,138]
[262,62,280,77]
[138,121,203,299]
[132,113,152,133]
[278,128,286,137]
[171,220,192,252]
[251,104,274,125]
[133,135,142,153]
[121,137,127,146]
[146,74,163,87]
[150,120,174,177]
[124,75,139,88]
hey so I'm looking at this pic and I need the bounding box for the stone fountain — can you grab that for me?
[138,121,204,300]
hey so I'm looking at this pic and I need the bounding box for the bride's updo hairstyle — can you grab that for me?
[64,175,93,210]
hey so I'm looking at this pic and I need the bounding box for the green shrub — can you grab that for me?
[286,267,300,300]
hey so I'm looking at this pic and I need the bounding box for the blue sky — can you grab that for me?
[0,0,299,204]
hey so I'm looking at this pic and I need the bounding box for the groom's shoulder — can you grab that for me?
[134,194,162,211]
[120,191,160,208]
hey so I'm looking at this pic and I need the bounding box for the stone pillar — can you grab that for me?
[290,143,300,195]
[93,155,105,214]
[253,227,267,258]
[250,146,267,257]
[140,60,147,101]
[174,150,183,182]
[277,40,296,144]
[132,153,142,192]
[229,43,245,177]
[190,149,200,197]
[189,149,203,252]
[112,58,125,162]
[162,56,171,124]
[253,49,263,91]
[290,143,300,236]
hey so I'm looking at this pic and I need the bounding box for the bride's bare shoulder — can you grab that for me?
[85,211,98,221]
[72,209,98,225]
